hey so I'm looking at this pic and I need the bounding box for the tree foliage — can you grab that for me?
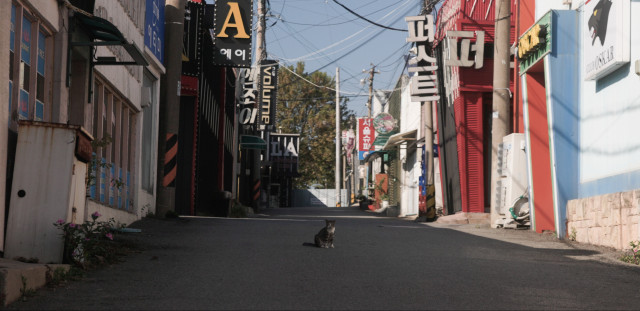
[276,62,354,189]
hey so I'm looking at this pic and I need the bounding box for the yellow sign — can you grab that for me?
[217,2,250,39]
[518,11,551,74]
[518,24,545,59]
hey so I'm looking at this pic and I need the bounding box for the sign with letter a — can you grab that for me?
[212,0,253,67]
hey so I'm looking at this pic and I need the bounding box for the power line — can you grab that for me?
[332,0,408,32]
[271,0,413,63]
[273,0,406,27]
[277,62,365,96]
[308,1,416,73]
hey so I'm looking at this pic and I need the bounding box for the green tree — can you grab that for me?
[276,62,354,189]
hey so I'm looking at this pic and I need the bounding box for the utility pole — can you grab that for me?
[335,67,341,207]
[351,116,356,203]
[256,0,267,62]
[252,0,266,210]
[423,1,435,186]
[157,0,186,217]
[365,65,379,118]
[490,0,512,226]
[424,103,434,185]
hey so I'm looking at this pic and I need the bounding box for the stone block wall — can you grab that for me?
[566,189,640,250]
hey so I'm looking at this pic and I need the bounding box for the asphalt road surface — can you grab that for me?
[6,207,640,310]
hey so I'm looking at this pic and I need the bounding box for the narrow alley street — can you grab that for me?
[6,207,640,310]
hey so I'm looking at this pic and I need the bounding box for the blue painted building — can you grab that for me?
[519,0,640,245]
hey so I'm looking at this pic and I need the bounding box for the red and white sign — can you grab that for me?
[358,118,375,160]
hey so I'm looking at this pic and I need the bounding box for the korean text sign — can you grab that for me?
[358,118,375,160]
[213,0,252,67]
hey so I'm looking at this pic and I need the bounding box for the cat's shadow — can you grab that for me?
[302,242,316,247]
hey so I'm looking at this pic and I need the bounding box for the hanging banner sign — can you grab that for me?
[258,60,279,129]
[358,118,375,161]
[212,0,252,67]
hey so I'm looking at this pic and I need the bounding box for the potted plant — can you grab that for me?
[380,192,390,209]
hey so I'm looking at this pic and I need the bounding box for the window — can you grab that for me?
[7,3,51,128]
[89,77,135,212]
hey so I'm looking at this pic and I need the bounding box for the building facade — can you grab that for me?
[1,0,163,261]
[433,0,517,216]
[518,0,640,247]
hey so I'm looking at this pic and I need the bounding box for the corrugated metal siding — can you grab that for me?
[459,0,517,24]
[464,93,485,213]
[460,60,494,91]
[453,97,468,211]
[453,93,486,213]
[436,0,517,44]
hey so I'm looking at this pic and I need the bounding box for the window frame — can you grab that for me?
[8,3,53,130]
[90,76,136,212]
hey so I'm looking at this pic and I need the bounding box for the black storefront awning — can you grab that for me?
[71,13,148,66]
[240,135,267,150]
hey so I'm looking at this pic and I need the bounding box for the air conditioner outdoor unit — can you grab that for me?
[495,134,529,227]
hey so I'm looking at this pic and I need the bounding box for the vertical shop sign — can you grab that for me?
[406,14,439,102]
[258,60,278,128]
[145,0,165,63]
[358,118,375,160]
[445,30,485,69]
[183,1,202,76]
[269,134,300,176]
[212,0,252,67]
[238,67,259,125]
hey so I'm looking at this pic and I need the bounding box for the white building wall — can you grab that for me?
[94,0,145,109]
[25,1,61,32]
[535,1,571,18]
[90,0,159,223]
[579,2,640,189]
[398,76,421,216]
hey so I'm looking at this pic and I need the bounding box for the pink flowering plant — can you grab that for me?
[621,241,640,265]
[53,212,123,268]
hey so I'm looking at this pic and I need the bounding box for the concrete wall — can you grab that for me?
[567,189,640,250]
[292,190,347,208]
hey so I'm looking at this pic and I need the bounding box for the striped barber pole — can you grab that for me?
[252,179,261,201]
[163,133,178,187]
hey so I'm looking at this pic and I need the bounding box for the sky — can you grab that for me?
[261,0,426,117]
